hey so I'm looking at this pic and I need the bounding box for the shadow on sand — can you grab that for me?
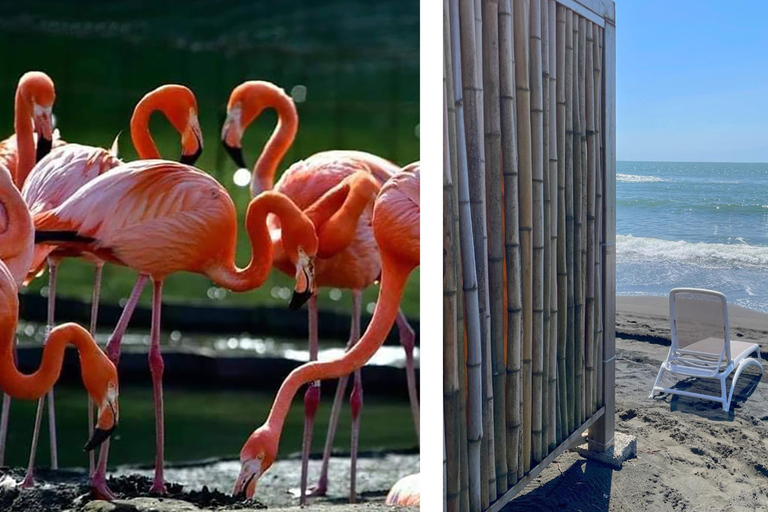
[658,370,763,421]
[505,459,614,511]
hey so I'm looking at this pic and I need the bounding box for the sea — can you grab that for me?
[617,161,768,312]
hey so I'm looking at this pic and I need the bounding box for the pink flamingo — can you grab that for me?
[221,81,419,503]
[0,163,118,487]
[33,160,321,497]
[233,162,419,502]
[0,71,64,189]
[8,84,203,488]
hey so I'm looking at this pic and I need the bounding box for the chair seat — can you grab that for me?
[681,337,760,364]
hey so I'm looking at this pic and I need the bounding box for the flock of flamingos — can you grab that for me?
[0,71,420,507]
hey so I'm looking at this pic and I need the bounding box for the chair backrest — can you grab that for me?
[669,288,731,364]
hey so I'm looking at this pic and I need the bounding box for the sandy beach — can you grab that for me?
[506,296,768,511]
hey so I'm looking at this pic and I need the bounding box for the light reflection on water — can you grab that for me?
[15,322,419,369]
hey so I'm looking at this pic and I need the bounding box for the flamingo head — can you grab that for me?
[136,84,203,165]
[280,214,318,310]
[19,71,56,162]
[81,347,119,451]
[233,426,278,499]
[221,81,295,195]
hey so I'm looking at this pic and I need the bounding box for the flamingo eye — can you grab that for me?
[257,453,264,460]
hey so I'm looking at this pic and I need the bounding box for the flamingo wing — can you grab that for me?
[34,160,235,276]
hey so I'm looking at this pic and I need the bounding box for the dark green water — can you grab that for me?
[0,0,419,316]
[2,385,417,468]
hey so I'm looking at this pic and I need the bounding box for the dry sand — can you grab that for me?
[506,296,768,512]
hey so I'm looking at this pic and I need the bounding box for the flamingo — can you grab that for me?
[0,71,63,189]
[8,84,203,487]
[33,160,320,496]
[233,162,419,502]
[0,164,118,482]
[385,474,420,507]
[221,81,419,503]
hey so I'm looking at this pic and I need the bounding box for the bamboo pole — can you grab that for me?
[555,3,568,445]
[461,0,496,504]
[482,0,508,496]
[512,0,532,475]
[450,0,483,508]
[529,0,545,465]
[498,0,522,488]
[540,0,551,459]
[578,16,588,425]
[547,0,558,452]
[563,8,575,437]
[584,22,596,417]
[444,83,461,512]
[594,24,604,410]
[571,15,584,428]
[444,4,470,509]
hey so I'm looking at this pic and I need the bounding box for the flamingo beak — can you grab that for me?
[221,108,247,169]
[289,254,315,310]
[32,104,53,162]
[233,459,262,499]
[180,113,204,166]
[85,395,118,451]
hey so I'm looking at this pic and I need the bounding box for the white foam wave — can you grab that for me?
[617,235,768,269]
[617,173,666,183]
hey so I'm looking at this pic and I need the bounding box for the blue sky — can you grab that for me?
[618,1,768,162]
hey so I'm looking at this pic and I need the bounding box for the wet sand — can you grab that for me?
[0,453,418,511]
[506,296,768,511]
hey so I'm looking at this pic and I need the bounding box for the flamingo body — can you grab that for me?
[0,133,66,180]
[34,160,237,280]
[23,143,121,275]
[270,151,396,289]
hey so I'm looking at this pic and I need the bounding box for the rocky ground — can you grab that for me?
[0,453,419,511]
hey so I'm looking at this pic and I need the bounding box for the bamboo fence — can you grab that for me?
[444,0,615,510]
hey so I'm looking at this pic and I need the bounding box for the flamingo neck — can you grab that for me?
[314,176,379,258]
[250,90,298,196]
[205,192,307,292]
[130,100,162,159]
[0,322,99,400]
[264,255,410,445]
[0,171,33,287]
[14,88,35,188]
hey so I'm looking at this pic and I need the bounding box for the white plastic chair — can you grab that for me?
[649,288,763,412]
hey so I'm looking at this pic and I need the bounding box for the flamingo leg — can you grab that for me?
[47,259,59,470]
[396,310,419,437]
[22,259,60,486]
[308,289,362,498]
[0,392,9,466]
[299,295,320,506]
[349,366,363,503]
[91,273,147,496]
[148,279,167,495]
[105,275,148,365]
[0,341,16,466]
[87,262,103,476]
[90,437,114,500]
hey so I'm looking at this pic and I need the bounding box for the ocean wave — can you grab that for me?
[617,173,666,183]
[617,235,768,269]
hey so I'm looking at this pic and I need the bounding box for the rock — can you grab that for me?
[83,497,200,511]
[572,431,638,469]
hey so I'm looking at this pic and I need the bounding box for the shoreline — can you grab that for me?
[617,295,768,352]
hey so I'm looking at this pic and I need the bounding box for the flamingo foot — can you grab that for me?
[306,476,328,498]
[91,473,115,501]
[19,472,34,488]
[150,480,167,496]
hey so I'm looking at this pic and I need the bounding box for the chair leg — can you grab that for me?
[725,357,764,411]
[649,365,666,399]
[720,376,728,412]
